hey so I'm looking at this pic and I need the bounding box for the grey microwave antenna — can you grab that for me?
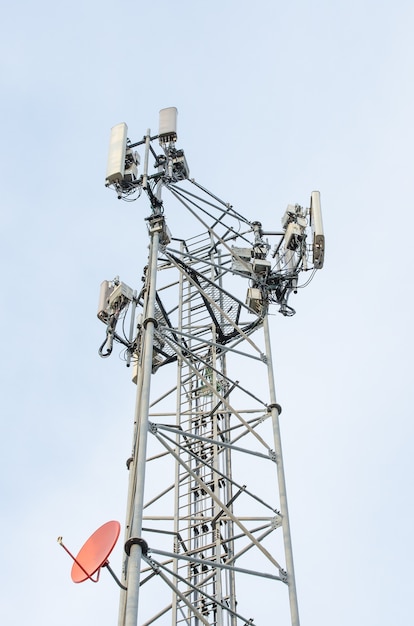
[97,108,325,626]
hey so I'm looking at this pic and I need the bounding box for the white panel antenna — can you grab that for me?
[159,107,177,144]
[106,123,128,185]
[97,280,113,322]
[310,191,324,269]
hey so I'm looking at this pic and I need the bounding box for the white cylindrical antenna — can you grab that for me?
[310,191,324,269]
[106,123,128,185]
[159,107,178,144]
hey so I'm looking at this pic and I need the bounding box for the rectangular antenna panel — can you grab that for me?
[106,123,128,185]
[310,191,324,269]
[97,280,114,322]
[159,107,178,143]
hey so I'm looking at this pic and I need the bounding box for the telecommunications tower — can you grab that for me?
[98,108,324,626]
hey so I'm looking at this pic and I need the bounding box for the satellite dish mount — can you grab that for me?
[57,520,126,590]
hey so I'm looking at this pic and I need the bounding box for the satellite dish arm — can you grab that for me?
[57,537,101,583]
[102,562,127,590]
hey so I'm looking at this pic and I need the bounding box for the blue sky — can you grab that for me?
[1,1,413,624]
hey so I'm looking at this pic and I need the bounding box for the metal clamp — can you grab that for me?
[267,402,282,415]
[124,537,149,557]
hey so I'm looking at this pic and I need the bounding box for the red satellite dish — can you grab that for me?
[70,520,121,583]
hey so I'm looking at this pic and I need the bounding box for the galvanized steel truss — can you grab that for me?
[118,181,300,626]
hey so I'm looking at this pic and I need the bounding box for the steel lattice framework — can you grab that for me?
[99,110,324,626]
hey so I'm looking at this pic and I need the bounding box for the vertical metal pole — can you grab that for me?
[172,241,185,626]
[211,327,224,626]
[142,129,151,190]
[124,221,161,626]
[263,313,300,626]
[126,294,137,368]
[118,297,147,626]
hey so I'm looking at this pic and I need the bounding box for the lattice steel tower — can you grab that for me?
[99,108,324,626]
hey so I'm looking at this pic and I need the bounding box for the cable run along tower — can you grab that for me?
[100,108,324,626]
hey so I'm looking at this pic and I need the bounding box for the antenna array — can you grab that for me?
[89,108,323,626]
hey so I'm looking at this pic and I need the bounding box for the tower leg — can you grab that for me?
[264,313,300,626]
